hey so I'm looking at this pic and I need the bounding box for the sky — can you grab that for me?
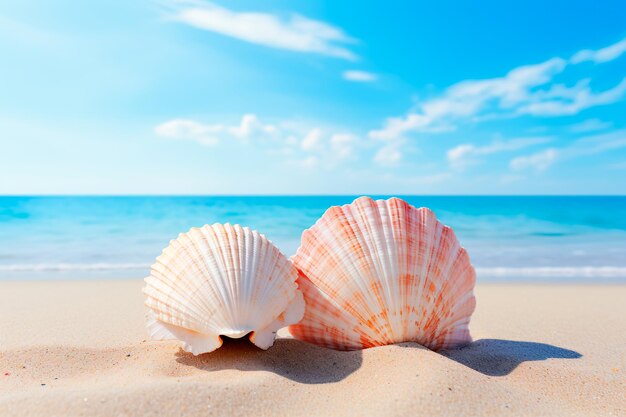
[1,0,625,195]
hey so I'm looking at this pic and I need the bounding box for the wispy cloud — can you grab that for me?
[447,136,551,170]
[374,144,403,166]
[155,119,221,146]
[510,129,626,172]
[517,78,626,116]
[369,58,567,140]
[166,1,357,60]
[569,129,626,156]
[510,148,558,172]
[568,118,613,133]
[300,128,324,151]
[342,70,377,82]
[154,114,277,146]
[330,133,358,159]
[293,129,359,166]
[156,114,361,168]
[571,37,626,64]
[369,37,626,141]
[229,114,278,138]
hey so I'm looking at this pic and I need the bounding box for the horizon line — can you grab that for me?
[1,194,625,198]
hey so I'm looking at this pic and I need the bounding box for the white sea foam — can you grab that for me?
[0,263,150,272]
[476,266,626,278]
[0,263,625,278]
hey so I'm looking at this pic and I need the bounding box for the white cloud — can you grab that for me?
[228,114,276,138]
[300,128,323,151]
[168,1,357,60]
[293,130,359,168]
[329,133,357,159]
[374,144,403,166]
[569,129,626,156]
[369,37,626,141]
[154,119,222,146]
[156,114,363,169]
[342,70,377,82]
[510,148,558,172]
[296,129,357,163]
[517,78,626,116]
[447,136,551,170]
[569,118,613,133]
[446,144,475,169]
[571,37,626,64]
[155,113,277,146]
[509,129,626,172]
[369,58,567,140]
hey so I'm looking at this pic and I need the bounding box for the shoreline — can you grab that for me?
[3,269,626,282]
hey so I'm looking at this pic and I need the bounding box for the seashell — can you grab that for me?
[288,196,476,351]
[143,223,305,355]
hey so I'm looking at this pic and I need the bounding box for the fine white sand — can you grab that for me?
[0,280,624,417]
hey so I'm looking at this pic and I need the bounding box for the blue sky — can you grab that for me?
[1,0,625,194]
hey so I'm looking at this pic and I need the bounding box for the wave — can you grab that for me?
[0,263,150,272]
[1,263,626,278]
[476,266,626,278]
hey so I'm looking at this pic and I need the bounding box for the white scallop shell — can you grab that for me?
[288,196,476,351]
[143,223,305,355]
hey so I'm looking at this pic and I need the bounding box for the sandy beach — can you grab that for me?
[0,280,624,417]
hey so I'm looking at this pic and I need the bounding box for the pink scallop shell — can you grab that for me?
[289,196,476,351]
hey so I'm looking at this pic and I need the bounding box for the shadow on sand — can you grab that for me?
[175,337,363,384]
[176,337,581,382]
[440,338,582,376]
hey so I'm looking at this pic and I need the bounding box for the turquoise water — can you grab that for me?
[1,196,625,281]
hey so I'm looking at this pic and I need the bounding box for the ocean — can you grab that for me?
[1,196,625,281]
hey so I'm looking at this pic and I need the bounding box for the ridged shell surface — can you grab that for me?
[288,196,476,351]
[143,223,305,355]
